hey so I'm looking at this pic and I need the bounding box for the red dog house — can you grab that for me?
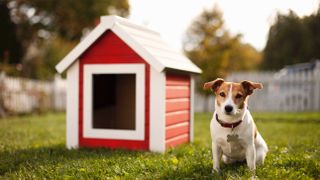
[56,16,201,152]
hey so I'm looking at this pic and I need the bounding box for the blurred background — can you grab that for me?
[0,0,319,117]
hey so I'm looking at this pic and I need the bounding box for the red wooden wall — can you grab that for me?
[78,30,150,150]
[165,73,190,149]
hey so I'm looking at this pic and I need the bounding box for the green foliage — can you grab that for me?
[9,0,129,41]
[0,112,319,179]
[184,6,261,95]
[1,0,129,79]
[21,36,76,79]
[262,7,320,70]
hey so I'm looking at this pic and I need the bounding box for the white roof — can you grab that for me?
[55,15,201,74]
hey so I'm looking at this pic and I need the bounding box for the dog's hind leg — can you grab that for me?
[256,147,267,165]
[255,133,268,165]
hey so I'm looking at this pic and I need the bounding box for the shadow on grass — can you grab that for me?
[0,144,146,176]
[1,143,251,178]
[159,160,251,179]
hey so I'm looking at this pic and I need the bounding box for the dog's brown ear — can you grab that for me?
[241,80,263,95]
[203,78,225,92]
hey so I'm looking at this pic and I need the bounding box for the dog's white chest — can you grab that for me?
[210,111,253,160]
[217,135,246,159]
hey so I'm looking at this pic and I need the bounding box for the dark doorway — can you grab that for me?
[92,74,136,130]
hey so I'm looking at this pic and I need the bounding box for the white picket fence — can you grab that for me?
[0,73,66,115]
[2,63,320,114]
[195,63,320,112]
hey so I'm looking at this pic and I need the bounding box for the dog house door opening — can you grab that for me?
[92,74,136,130]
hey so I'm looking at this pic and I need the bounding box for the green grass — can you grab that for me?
[0,112,319,179]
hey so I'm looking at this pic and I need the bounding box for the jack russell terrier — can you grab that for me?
[203,78,268,172]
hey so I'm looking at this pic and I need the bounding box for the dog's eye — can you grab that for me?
[235,94,242,99]
[219,92,225,97]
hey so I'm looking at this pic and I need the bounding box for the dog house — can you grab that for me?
[55,15,201,152]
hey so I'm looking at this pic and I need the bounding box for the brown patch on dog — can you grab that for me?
[215,82,231,107]
[203,78,227,107]
[231,83,247,109]
[203,78,225,92]
[241,80,263,95]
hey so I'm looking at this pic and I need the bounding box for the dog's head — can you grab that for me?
[203,78,263,116]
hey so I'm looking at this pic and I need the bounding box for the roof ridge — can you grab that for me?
[100,15,160,36]
[55,15,201,74]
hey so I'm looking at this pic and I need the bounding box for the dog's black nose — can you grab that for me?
[225,105,233,113]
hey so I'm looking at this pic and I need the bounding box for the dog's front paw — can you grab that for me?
[212,167,220,174]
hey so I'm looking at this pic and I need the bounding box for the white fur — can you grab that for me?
[211,85,268,172]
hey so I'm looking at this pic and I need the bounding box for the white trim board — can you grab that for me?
[83,64,145,140]
[149,67,166,152]
[66,61,79,149]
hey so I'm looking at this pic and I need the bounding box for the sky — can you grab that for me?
[129,0,319,51]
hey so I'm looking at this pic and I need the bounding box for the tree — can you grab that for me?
[305,7,320,60]
[262,6,320,70]
[1,0,129,79]
[183,6,261,96]
[8,0,129,42]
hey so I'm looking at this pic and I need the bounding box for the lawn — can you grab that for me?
[0,112,319,179]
